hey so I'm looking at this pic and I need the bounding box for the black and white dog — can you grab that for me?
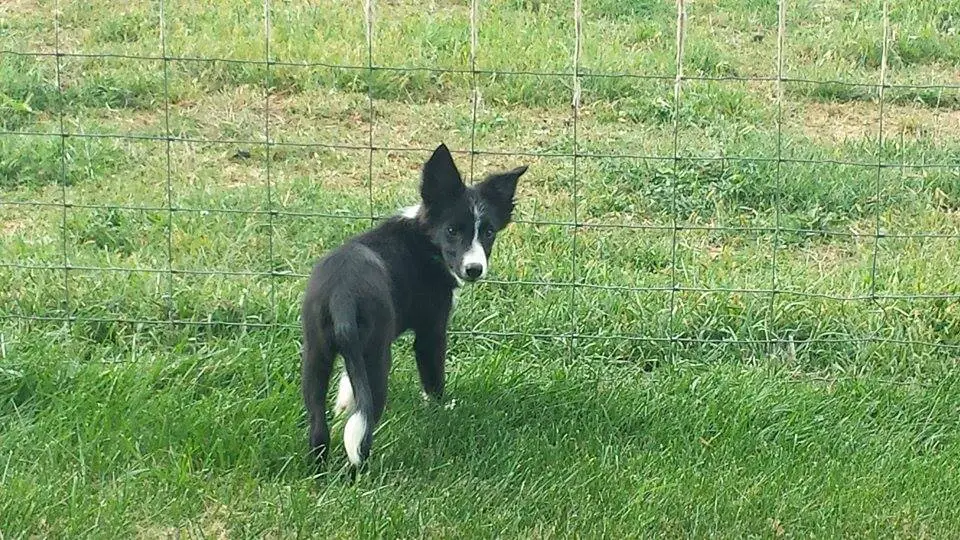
[301,143,527,468]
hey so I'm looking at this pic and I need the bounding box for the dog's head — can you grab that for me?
[409,143,527,285]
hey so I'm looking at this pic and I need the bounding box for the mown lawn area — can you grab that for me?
[2,0,960,536]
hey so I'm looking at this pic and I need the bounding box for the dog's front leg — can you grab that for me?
[414,308,450,401]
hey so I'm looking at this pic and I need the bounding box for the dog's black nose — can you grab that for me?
[464,264,483,280]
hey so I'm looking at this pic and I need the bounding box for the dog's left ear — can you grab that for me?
[421,143,466,211]
[478,165,527,221]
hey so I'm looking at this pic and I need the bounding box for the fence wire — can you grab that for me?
[2,0,960,365]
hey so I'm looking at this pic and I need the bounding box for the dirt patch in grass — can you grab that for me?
[79,108,164,135]
[805,241,859,270]
[800,101,960,143]
[171,85,266,139]
[799,101,879,143]
[136,503,230,540]
[1,218,27,237]
[0,0,40,16]
[270,89,369,146]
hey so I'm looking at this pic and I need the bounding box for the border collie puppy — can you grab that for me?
[301,143,527,468]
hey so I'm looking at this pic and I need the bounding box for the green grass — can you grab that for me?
[2,0,960,536]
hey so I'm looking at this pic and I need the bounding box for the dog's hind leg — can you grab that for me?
[301,324,335,467]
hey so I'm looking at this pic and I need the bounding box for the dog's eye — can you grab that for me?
[445,226,457,237]
[483,227,494,239]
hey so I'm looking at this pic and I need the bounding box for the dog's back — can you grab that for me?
[305,238,395,351]
[308,218,456,334]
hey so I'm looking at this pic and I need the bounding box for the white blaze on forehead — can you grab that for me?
[460,203,487,278]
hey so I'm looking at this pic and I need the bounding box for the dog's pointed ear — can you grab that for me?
[420,144,465,209]
[479,165,526,220]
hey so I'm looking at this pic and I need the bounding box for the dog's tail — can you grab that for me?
[329,292,376,467]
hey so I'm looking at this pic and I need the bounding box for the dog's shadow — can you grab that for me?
[336,373,656,481]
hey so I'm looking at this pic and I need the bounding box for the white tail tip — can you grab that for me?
[344,412,367,466]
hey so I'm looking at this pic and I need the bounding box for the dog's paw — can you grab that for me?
[421,392,457,410]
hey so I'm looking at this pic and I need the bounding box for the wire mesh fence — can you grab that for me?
[1,0,959,369]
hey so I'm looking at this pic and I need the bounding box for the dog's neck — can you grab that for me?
[397,203,462,288]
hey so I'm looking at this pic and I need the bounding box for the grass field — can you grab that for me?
[2,0,960,536]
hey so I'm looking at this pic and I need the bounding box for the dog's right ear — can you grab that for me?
[420,143,465,209]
